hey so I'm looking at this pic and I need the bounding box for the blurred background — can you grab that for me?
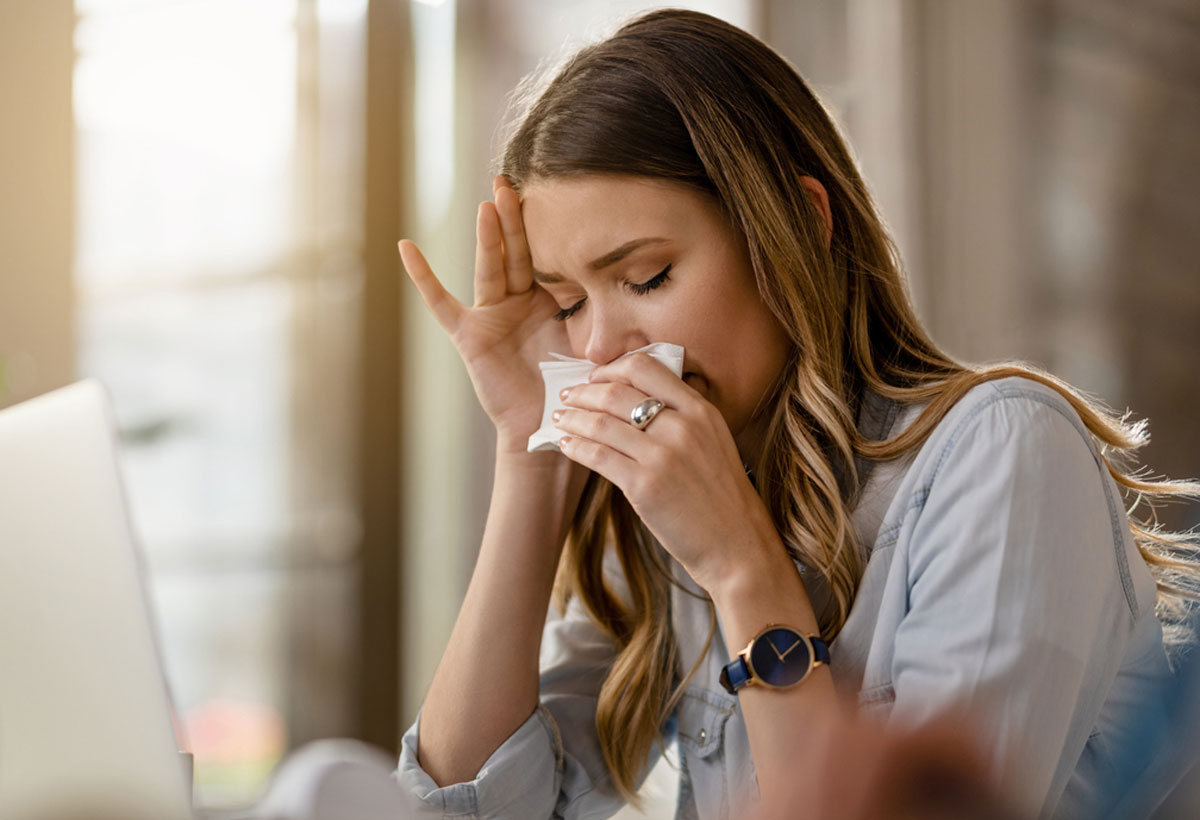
[0,0,1197,815]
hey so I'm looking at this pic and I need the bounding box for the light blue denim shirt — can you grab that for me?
[394,376,1172,819]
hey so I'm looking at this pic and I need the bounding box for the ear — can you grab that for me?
[799,176,833,249]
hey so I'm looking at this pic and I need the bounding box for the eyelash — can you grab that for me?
[552,265,673,322]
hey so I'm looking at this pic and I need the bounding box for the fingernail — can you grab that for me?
[559,387,571,402]
[552,409,563,424]
[559,436,572,449]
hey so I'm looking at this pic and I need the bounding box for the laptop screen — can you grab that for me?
[0,379,193,819]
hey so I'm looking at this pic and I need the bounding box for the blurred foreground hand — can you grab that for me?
[754,710,1019,820]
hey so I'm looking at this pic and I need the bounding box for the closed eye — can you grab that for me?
[553,299,585,322]
[552,265,673,322]
[627,264,672,295]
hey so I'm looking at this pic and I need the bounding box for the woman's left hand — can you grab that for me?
[553,352,778,592]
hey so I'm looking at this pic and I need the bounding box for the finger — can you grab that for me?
[588,352,698,412]
[561,380,656,424]
[554,406,655,461]
[474,201,507,306]
[557,434,636,490]
[494,184,534,294]
[398,239,464,333]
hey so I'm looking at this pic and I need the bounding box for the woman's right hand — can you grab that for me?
[398,176,568,449]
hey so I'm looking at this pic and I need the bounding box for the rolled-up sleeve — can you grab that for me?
[889,386,1137,816]
[396,704,563,818]
[394,587,647,819]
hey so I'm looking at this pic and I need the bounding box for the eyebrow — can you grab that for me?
[532,237,671,284]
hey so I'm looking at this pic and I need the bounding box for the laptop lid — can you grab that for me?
[0,379,193,820]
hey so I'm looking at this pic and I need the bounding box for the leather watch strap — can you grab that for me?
[812,635,831,666]
[719,656,752,695]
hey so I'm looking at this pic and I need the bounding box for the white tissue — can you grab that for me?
[526,342,686,453]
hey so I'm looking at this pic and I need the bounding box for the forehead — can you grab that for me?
[520,176,717,275]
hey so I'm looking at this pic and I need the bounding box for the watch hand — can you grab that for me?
[779,639,801,659]
[766,637,784,660]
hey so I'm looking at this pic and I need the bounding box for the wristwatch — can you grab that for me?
[719,624,830,695]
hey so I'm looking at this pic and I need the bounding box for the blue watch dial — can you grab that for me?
[747,627,812,688]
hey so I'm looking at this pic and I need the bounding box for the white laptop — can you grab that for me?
[0,380,409,820]
[0,379,194,820]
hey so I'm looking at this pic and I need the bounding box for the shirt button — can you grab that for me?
[698,728,707,743]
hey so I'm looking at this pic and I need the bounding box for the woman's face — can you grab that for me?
[520,174,792,448]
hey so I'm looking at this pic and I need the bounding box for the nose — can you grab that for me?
[581,301,647,365]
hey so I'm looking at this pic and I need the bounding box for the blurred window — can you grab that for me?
[73,0,368,808]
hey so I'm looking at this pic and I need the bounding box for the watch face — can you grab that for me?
[747,627,812,688]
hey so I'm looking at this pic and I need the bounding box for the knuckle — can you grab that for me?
[660,420,691,449]
[586,441,609,468]
[599,383,623,404]
[660,440,687,473]
[584,413,609,437]
[641,446,670,477]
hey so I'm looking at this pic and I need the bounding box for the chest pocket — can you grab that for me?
[675,687,739,819]
[677,687,734,755]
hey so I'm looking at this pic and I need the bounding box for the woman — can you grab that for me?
[393,9,1198,819]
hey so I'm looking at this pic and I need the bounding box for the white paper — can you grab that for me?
[526,342,685,453]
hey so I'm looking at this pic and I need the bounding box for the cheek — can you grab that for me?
[715,309,789,407]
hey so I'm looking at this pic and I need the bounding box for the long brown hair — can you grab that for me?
[498,8,1200,805]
